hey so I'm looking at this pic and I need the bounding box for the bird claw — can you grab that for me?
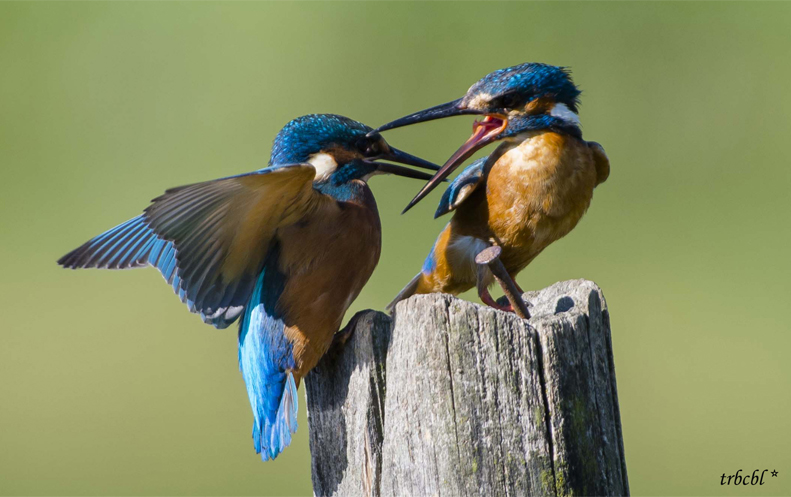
[480,287,515,313]
[331,325,355,348]
[331,311,368,349]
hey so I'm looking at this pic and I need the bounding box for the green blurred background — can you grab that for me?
[2,2,790,495]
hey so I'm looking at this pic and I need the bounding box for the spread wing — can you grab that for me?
[434,157,486,218]
[56,215,237,325]
[59,164,321,326]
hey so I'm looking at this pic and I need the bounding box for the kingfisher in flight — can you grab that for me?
[378,63,610,311]
[58,114,439,460]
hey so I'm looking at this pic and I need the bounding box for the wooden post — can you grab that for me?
[305,279,629,497]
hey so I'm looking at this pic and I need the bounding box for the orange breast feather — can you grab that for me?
[483,131,601,276]
[276,195,382,378]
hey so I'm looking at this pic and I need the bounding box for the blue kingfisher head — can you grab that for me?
[373,63,582,211]
[270,114,439,188]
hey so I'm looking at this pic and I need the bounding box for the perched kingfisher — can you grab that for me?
[378,63,610,311]
[58,114,439,460]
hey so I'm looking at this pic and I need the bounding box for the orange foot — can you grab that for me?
[480,287,514,313]
[332,311,367,348]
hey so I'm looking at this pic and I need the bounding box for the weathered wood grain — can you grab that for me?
[305,311,392,497]
[305,279,628,497]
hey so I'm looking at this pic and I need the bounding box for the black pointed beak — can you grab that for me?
[365,145,440,181]
[401,116,507,214]
[379,146,440,171]
[372,163,436,181]
[372,98,484,134]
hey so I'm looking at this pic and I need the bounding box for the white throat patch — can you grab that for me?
[308,152,338,182]
[550,103,580,126]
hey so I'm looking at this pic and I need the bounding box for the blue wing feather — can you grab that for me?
[57,215,239,329]
[237,242,298,461]
[141,164,315,319]
[57,164,315,329]
[434,157,487,218]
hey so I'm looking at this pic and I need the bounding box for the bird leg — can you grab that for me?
[475,245,531,319]
[331,310,367,349]
[480,286,514,312]
[477,259,514,312]
[331,326,354,349]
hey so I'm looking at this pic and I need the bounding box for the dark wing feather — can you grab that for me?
[142,164,318,318]
[58,216,155,270]
[434,157,486,218]
[58,164,319,327]
[58,216,240,328]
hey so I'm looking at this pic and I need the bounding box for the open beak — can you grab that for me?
[366,145,440,181]
[372,98,484,134]
[401,115,507,213]
[378,146,440,171]
[372,163,436,181]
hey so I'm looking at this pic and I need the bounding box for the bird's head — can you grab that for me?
[374,63,582,212]
[270,114,439,186]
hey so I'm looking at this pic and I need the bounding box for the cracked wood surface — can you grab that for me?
[305,279,628,497]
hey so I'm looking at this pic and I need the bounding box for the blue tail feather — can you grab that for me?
[255,372,298,461]
[238,244,297,461]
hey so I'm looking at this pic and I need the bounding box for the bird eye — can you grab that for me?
[497,93,522,110]
[359,138,383,157]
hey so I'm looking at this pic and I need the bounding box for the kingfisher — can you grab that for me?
[57,114,439,460]
[378,63,610,311]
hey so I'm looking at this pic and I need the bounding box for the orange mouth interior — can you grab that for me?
[471,115,508,143]
[401,115,508,213]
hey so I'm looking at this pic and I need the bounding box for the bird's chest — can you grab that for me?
[281,199,381,312]
[484,132,597,265]
[277,192,382,373]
